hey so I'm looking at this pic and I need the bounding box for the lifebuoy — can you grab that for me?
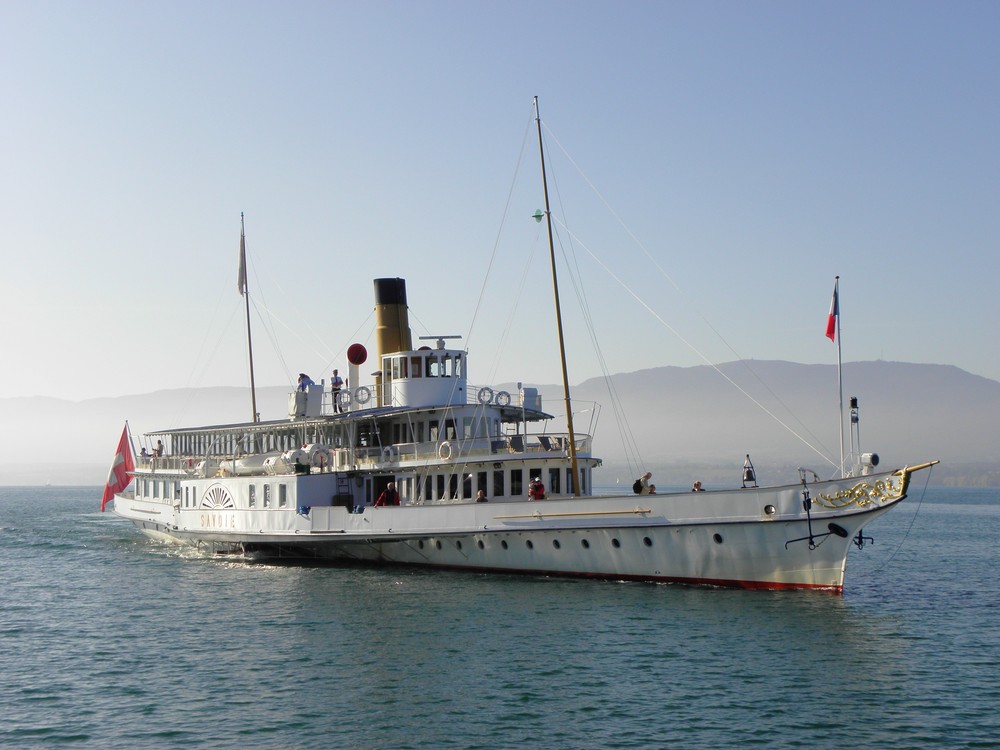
[438,441,452,460]
[495,390,511,407]
[355,386,372,404]
[477,386,494,405]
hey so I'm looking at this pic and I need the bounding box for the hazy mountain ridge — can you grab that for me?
[2,361,996,486]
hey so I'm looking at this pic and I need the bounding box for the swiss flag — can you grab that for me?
[101,425,135,512]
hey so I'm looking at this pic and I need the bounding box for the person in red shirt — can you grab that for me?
[528,477,546,500]
[375,481,400,506]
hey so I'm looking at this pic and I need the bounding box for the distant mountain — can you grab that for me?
[2,361,997,487]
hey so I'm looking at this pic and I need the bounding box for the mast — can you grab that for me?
[834,276,845,476]
[238,213,259,422]
[534,96,580,495]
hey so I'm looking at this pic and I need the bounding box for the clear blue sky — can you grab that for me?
[2,1,997,402]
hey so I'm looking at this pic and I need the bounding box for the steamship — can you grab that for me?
[110,276,935,591]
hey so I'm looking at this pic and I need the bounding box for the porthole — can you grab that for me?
[611,538,621,548]
[713,533,723,544]
[526,540,534,550]
[643,537,653,547]
[764,504,776,516]
[477,540,485,549]
[435,540,442,550]
[456,540,463,551]
[418,540,424,549]
[501,540,508,550]
[581,539,590,549]
[553,539,561,549]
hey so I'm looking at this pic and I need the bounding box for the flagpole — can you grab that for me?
[834,276,845,477]
[239,213,259,423]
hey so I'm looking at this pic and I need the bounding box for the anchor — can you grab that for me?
[785,469,850,550]
[853,529,874,550]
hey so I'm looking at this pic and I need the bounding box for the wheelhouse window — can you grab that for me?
[263,485,271,508]
[249,485,256,508]
[493,470,505,498]
[511,469,523,496]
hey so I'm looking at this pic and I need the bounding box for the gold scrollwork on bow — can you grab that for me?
[814,477,904,509]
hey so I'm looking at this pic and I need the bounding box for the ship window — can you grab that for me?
[184,487,189,507]
[436,475,445,500]
[511,469,523,496]
[612,538,621,548]
[548,468,560,495]
[444,419,457,441]
[191,487,197,506]
[462,473,473,500]
[643,537,653,547]
[581,539,590,549]
[501,540,508,550]
[526,539,534,549]
[449,473,459,499]
[493,470,505,497]
[278,484,287,508]
[410,357,422,378]
[429,420,439,442]
[424,476,432,502]
[249,485,256,508]
[477,471,487,497]
[263,484,271,508]
[477,540,484,550]
[553,539,561,549]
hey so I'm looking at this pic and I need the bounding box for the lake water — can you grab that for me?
[1,484,997,749]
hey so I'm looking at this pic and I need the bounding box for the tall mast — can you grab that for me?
[239,212,259,422]
[834,276,844,476]
[534,96,580,495]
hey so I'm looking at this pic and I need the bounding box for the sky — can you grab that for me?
[1,1,997,404]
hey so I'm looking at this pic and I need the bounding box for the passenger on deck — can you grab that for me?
[375,481,400,507]
[691,481,704,492]
[648,484,657,495]
[639,471,652,494]
[153,440,164,458]
[330,369,345,412]
[297,373,315,391]
[476,490,488,503]
[528,477,546,500]
[140,447,149,460]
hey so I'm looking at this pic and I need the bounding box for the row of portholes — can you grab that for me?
[416,533,726,552]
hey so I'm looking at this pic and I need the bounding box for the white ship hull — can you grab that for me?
[114,468,915,591]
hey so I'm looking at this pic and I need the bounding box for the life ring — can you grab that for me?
[495,390,511,407]
[337,390,353,409]
[438,441,452,460]
[477,386,494,404]
[355,386,372,404]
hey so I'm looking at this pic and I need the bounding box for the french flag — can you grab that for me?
[825,280,839,341]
